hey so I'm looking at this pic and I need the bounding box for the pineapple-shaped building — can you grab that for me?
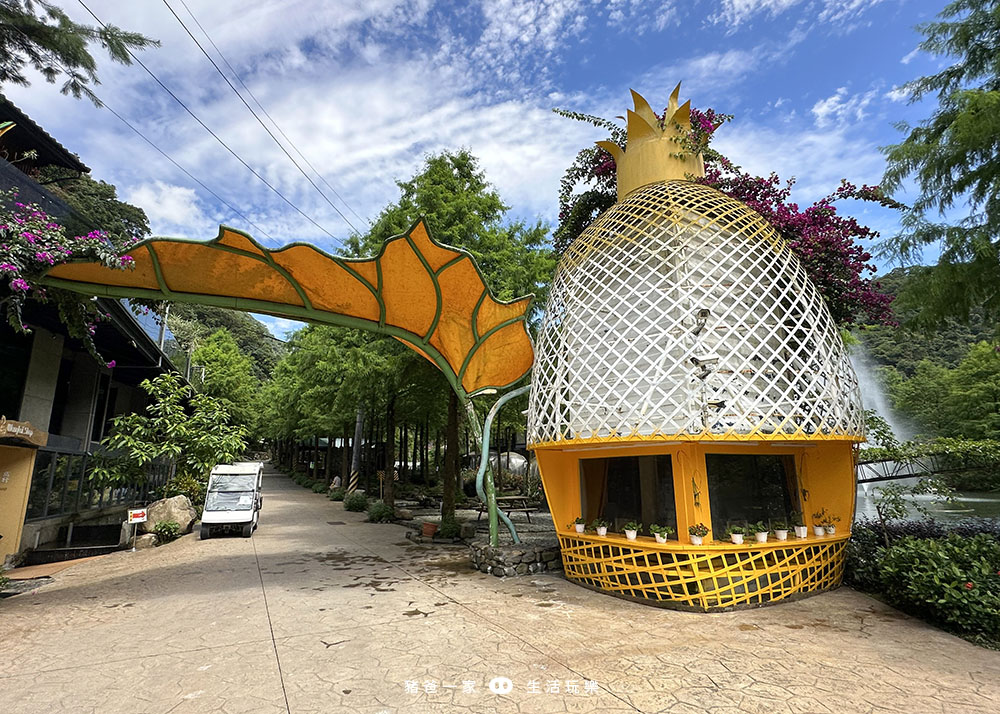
[528,86,864,611]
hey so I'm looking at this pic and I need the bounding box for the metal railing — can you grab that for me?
[24,447,173,522]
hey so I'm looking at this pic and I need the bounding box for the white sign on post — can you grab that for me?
[128,508,147,524]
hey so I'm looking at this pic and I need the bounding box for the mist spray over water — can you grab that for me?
[849,342,914,443]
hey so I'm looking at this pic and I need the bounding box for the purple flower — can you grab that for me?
[107,360,116,369]
[10,278,30,291]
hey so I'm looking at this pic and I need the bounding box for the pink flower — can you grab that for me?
[107,360,116,368]
[10,278,30,291]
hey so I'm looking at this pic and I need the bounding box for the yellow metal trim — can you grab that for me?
[529,431,864,451]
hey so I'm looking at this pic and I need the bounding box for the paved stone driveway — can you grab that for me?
[2,467,999,713]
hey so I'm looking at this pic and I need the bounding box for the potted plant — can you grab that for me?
[569,516,586,533]
[623,521,642,541]
[790,511,808,539]
[649,524,675,544]
[812,509,832,536]
[772,519,789,541]
[750,522,769,543]
[726,524,746,545]
[688,523,709,545]
[812,509,841,535]
[590,518,610,537]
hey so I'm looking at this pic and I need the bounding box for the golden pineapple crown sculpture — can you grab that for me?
[597,83,705,200]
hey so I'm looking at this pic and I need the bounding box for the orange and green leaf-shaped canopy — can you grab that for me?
[43,219,535,398]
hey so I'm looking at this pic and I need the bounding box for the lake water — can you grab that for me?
[855,478,1000,523]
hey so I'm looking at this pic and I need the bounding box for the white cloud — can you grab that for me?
[884,86,908,103]
[125,181,212,235]
[901,48,920,64]
[712,0,884,27]
[251,314,305,340]
[810,86,878,127]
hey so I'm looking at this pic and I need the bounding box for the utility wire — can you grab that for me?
[77,0,341,242]
[170,0,370,232]
[4,20,272,240]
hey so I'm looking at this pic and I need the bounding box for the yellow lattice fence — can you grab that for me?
[558,534,847,611]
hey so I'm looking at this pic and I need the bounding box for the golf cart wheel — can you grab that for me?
[200,525,210,540]
[242,524,253,538]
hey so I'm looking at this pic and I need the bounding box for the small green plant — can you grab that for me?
[689,523,709,537]
[311,482,327,494]
[726,524,747,536]
[344,491,369,512]
[438,517,462,539]
[0,567,9,591]
[573,516,586,524]
[328,487,346,501]
[790,511,806,527]
[161,473,208,509]
[649,524,675,538]
[623,520,642,532]
[812,508,840,527]
[749,522,769,534]
[152,520,182,544]
[589,518,610,530]
[772,519,789,531]
[367,500,395,523]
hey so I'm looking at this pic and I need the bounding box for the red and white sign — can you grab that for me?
[127,509,147,524]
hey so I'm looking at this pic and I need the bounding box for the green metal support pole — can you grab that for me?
[467,385,529,547]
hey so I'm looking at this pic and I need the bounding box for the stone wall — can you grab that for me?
[469,540,562,577]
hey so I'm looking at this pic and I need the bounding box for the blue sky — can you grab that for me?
[6,0,949,337]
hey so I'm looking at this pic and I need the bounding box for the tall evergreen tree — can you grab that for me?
[0,0,158,102]
[881,0,1000,326]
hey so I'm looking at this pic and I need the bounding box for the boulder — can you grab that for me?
[134,533,158,549]
[394,508,413,520]
[139,495,198,534]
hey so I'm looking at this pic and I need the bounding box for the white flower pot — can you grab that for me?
[813,526,826,537]
[774,529,789,541]
[625,529,638,540]
[690,534,704,545]
[794,526,808,538]
[730,533,744,545]
[574,523,585,533]
[824,525,837,535]
[654,533,668,544]
[596,526,608,536]
[755,532,768,543]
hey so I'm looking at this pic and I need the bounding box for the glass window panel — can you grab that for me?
[705,454,797,536]
[579,455,676,537]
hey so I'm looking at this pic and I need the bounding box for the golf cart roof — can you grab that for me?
[211,463,261,475]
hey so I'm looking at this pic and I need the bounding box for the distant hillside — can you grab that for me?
[857,267,995,376]
[166,304,284,380]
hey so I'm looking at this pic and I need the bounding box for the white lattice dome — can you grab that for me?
[527,179,864,447]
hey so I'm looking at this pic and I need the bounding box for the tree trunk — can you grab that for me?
[325,434,333,484]
[384,394,396,509]
[340,427,349,483]
[422,415,430,483]
[312,435,320,481]
[349,406,364,492]
[435,430,441,480]
[442,390,459,522]
[292,439,300,474]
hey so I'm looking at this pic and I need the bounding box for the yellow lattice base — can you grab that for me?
[558,534,847,611]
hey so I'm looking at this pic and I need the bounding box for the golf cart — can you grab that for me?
[200,462,263,539]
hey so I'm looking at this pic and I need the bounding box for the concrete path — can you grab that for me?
[2,466,999,714]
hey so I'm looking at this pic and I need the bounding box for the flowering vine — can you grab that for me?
[1,191,139,364]
[553,104,901,327]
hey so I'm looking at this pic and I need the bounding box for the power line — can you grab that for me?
[3,20,272,240]
[77,0,342,243]
[167,0,369,233]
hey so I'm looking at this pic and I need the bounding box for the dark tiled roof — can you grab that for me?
[0,94,90,173]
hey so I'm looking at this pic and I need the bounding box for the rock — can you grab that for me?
[515,564,528,575]
[395,508,413,520]
[139,495,198,534]
[134,533,158,549]
[460,522,477,539]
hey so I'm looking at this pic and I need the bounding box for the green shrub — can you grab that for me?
[328,487,345,501]
[311,482,327,493]
[439,517,462,539]
[879,534,1000,641]
[161,473,208,509]
[344,492,369,512]
[153,521,182,544]
[367,500,395,523]
[0,568,9,591]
